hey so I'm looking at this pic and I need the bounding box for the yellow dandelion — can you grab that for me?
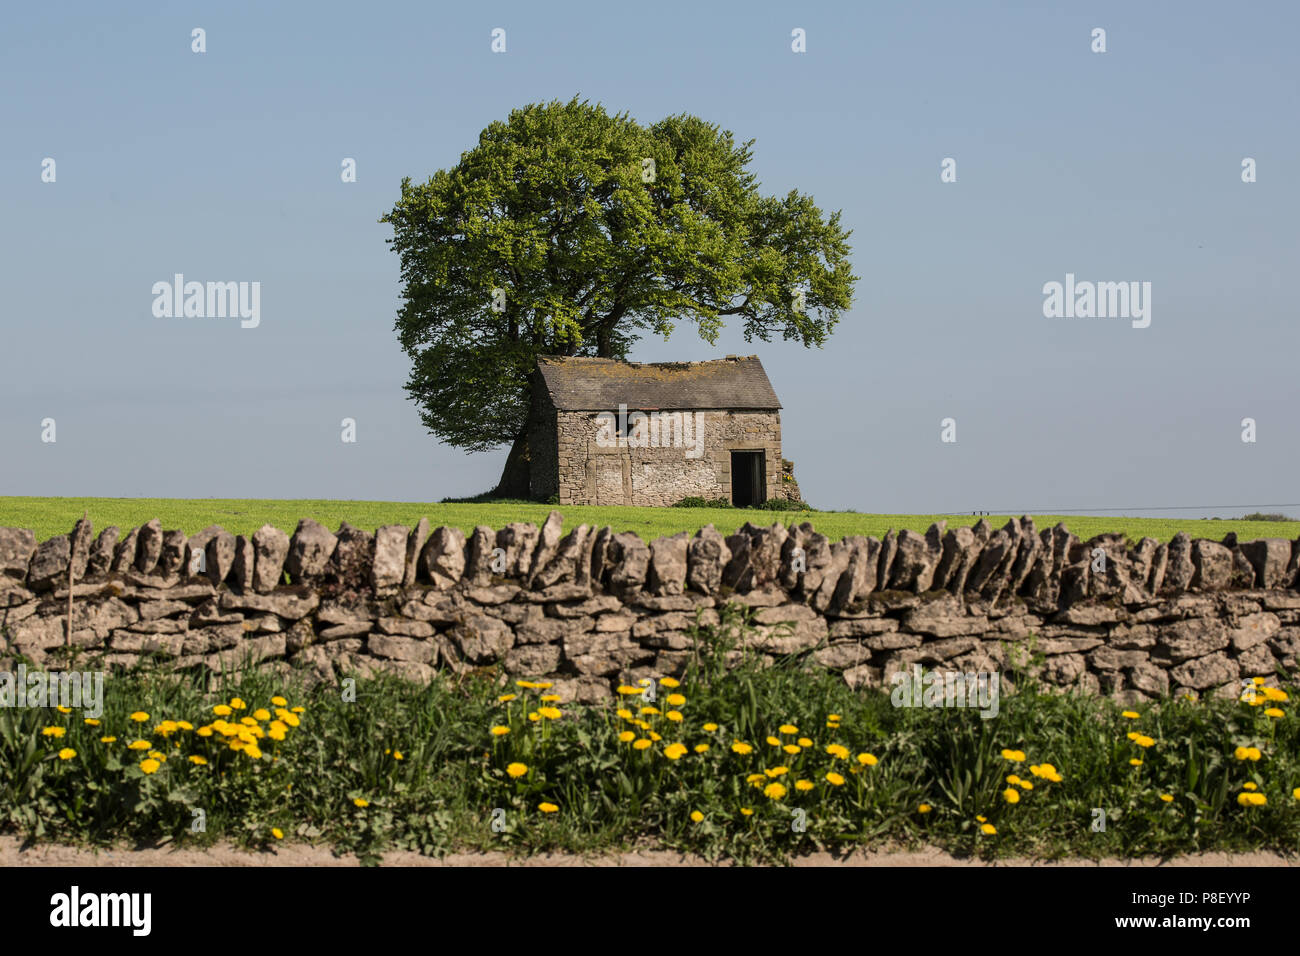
[271,695,288,707]
[1003,788,1020,804]
[663,743,688,760]
[540,694,561,703]
[703,722,719,732]
[857,752,878,766]
[506,762,528,777]
[229,698,246,710]
[538,706,562,720]
[666,711,684,722]
[765,766,789,778]
[41,726,66,738]
[825,772,845,786]
[57,748,76,760]
[538,802,559,813]
[56,705,71,714]
[783,744,802,755]
[633,739,652,751]
[980,823,996,835]
[83,718,100,727]
[740,807,754,817]
[139,758,160,774]
[660,677,680,688]
[1159,793,1173,802]
[189,755,208,765]
[271,827,284,839]
[100,736,117,744]
[253,708,271,722]
[766,736,781,747]
[353,797,369,808]
[779,724,798,735]
[1121,710,1140,719]
[763,782,788,800]
[127,739,151,751]
[1264,708,1284,718]
[918,804,932,813]
[795,779,814,791]
[130,711,149,722]
[826,744,850,760]
[731,741,753,755]
[498,693,517,703]
[1000,749,1026,762]
[694,743,709,753]
[690,810,704,823]
[666,694,686,707]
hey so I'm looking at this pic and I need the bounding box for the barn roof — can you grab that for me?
[535,355,781,411]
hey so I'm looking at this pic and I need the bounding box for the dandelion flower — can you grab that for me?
[139,758,161,774]
[498,693,517,703]
[694,743,710,753]
[666,711,684,722]
[252,708,271,722]
[41,726,66,738]
[827,714,842,722]
[765,766,789,778]
[795,780,814,792]
[797,737,813,748]
[1121,710,1140,719]
[1129,758,1143,767]
[617,709,634,721]
[731,741,753,755]
[538,707,562,720]
[1003,788,1020,804]
[83,718,100,727]
[918,804,932,813]
[825,772,845,786]
[189,756,208,765]
[540,694,561,703]
[740,808,754,817]
[58,748,76,760]
[130,711,149,723]
[229,698,246,711]
[763,782,788,800]
[1133,735,1155,748]
[353,797,369,808]
[1264,708,1284,719]
[616,685,644,696]
[538,802,559,813]
[272,828,284,839]
[980,823,996,835]
[57,705,71,714]
[666,694,686,707]
[703,722,719,732]
[826,744,850,760]
[1000,749,1026,762]
[213,704,232,717]
[779,724,798,735]
[271,696,288,707]
[506,762,528,778]
[660,677,680,688]
[633,739,653,751]
[766,736,781,747]
[100,736,117,744]
[690,810,704,823]
[663,743,688,760]
[857,752,878,766]
[783,744,802,755]
[127,740,151,751]
[619,731,636,743]
[1237,792,1267,807]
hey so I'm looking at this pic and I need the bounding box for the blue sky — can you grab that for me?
[2,1,1296,517]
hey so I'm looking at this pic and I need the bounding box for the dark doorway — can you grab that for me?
[730,451,766,507]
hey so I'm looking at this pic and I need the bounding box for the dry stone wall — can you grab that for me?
[2,515,1298,705]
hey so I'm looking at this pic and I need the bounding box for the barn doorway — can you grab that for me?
[730,451,766,507]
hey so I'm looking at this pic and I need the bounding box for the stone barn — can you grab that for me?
[527,355,787,507]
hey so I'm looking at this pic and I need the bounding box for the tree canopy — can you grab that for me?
[382,97,857,494]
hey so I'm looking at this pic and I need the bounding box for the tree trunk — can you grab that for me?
[492,428,532,499]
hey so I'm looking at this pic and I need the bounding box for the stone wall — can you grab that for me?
[551,408,783,506]
[2,515,1298,704]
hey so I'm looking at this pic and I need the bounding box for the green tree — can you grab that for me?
[382,97,857,497]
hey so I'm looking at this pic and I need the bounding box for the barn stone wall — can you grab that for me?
[3,515,1298,705]
[552,408,783,506]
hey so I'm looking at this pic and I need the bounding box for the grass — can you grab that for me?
[3,606,1297,864]
[2,497,1297,545]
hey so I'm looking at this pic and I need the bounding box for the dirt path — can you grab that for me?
[2,836,1293,867]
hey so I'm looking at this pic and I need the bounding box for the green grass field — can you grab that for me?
[0,497,1295,545]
